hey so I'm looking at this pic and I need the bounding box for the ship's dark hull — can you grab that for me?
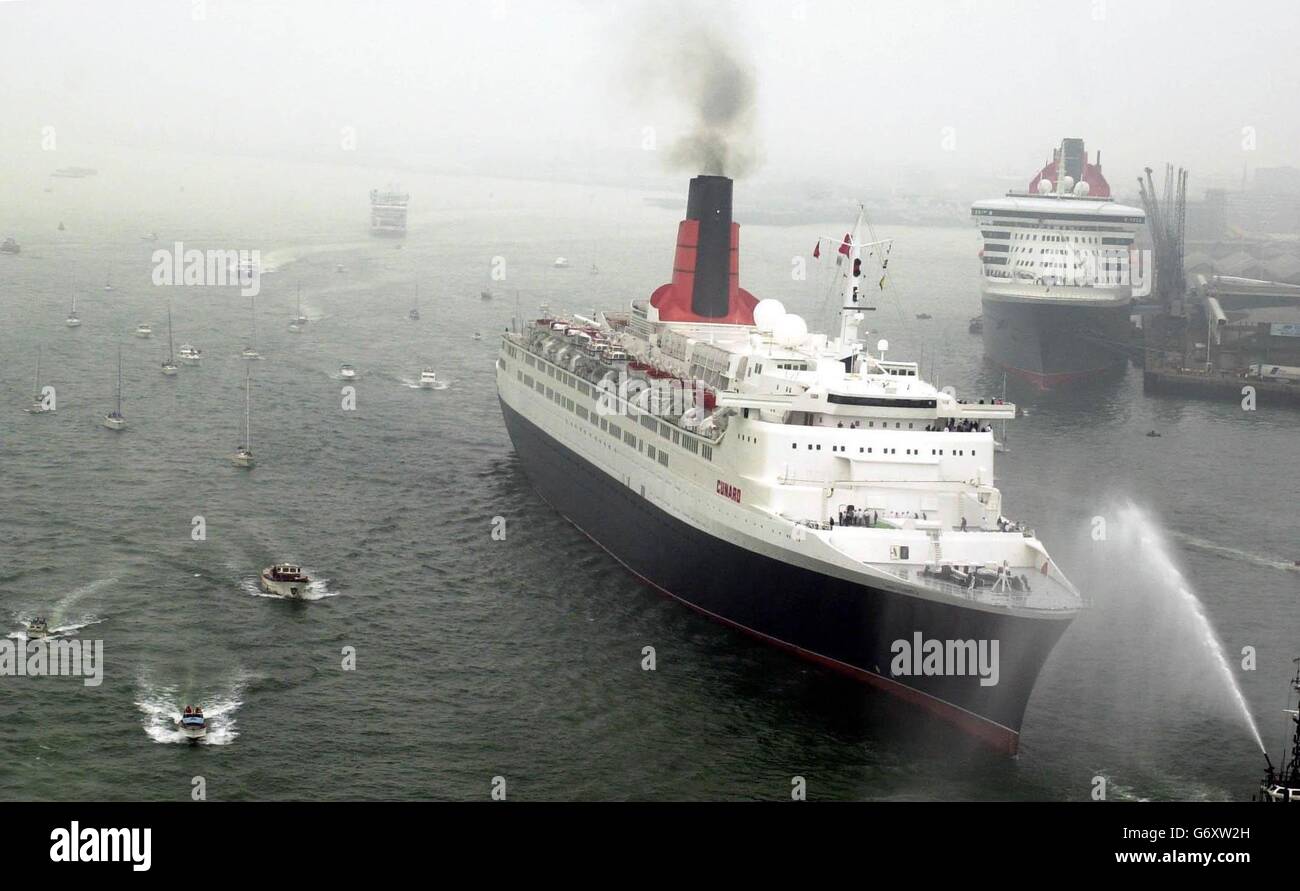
[500,398,1073,753]
[982,297,1131,389]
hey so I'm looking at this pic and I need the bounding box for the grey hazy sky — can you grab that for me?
[2,0,1295,191]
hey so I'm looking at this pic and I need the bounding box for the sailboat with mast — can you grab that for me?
[232,366,254,468]
[409,285,420,321]
[162,305,179,376]
[289,285,308,332]
[103,348,126,430]
[65,285,81,328]
[480,261,494,300]
[242,295,261,359]
[26,347,53,414]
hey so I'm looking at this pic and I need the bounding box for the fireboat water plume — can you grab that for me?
[621,5,760,178]
[1080,501,1266,754]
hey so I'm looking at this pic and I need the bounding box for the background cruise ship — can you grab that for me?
[497,174,1083,752]
[369,186,409,235]
[972,139,1149,388]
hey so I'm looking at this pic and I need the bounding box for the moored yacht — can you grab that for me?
[496,174,1083,753]
[133,323,152,338]
[25,347,53,414]
[103,347,126,430]
[66,291,81,327]
[178,344,202,365]
[339,364,357,380]
[162,305,178,376]
[260,563,311,598]
[291,286,309,330]
[178,706,206,741]
[241,294,261,359]
[232,367,254,468]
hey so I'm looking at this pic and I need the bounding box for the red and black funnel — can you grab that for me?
[649,175,757,325]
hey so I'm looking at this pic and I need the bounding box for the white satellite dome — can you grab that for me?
[1073,180,1091,195]
[1036,178,1053,194]
[752,298,786,332]
[1061,175,1075,192]
[773,313,808,347]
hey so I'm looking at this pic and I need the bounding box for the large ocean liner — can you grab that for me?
[498,175,1082,751]
[370,186,409,235]
[972,138,1149,388]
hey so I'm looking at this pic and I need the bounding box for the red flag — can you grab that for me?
[838,234,852,257]
[812,241,820,259]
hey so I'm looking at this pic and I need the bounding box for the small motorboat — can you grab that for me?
[339,364,357,380]
[140,232,159,242]
[915,313,933,320]
[335,264,346,273]
[178,706,206,741]
[409,307,420,321]
[418,368,438,389]
[480,290,493,300]
[473,331,483,341]
[133,323,153,338]
[1146,430,1162,438]
[103,277,113,291]
[178,344,202,365]
[553,257,569,268]
[1,236,20,255]
[58,222,65,232]
[260,563,311,598]
[25,617,50,639]
[240,347,261,360]
[288,322,303,333]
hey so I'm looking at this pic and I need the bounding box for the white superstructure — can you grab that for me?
[497,216,1081,616]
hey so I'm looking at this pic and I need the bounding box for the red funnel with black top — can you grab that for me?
[649,175,758,325]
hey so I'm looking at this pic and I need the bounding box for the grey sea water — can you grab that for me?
[1,145,1297,800]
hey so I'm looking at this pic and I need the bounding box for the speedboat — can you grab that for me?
[133,323,153,338]
[339,364,357,380]
[260,563,311,598]
[178,706,206,741]
[418,368,438,389]
[178,344,202,365]
[25,617,49,639]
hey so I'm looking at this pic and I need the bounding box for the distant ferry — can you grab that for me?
[972,138,1148,388]
[498,174,1082,753]
[370,186,409,236]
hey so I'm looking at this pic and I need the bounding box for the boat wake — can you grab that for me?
[1168,530,1300,574]
[401,377,450,390]
[239,574,339,601]
[135,678,244,745]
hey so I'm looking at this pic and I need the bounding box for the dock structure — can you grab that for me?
[1136,163,1300,406]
